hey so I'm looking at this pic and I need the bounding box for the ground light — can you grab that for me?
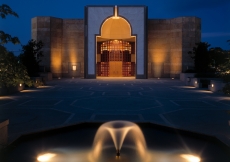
[37,153,56,162]
[180,154,200,162]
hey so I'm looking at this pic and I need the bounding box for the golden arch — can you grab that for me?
[100,17,132,39]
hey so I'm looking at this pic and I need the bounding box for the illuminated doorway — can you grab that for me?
[85,6,147,79]
[97,40,135,77]
[96,6,136,77]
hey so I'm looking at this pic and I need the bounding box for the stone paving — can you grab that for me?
[0,78,230,147]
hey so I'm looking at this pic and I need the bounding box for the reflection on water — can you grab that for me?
[37,121,200,162]
[37,148,200,162]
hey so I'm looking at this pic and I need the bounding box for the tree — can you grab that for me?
[0,4,31,87]
[0,4,20,45]
[0,45,32,87]
[208,47,228,71]
[18,39,43,77]
[188,42,211,74]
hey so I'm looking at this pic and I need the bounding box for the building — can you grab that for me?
[32,5,201,79]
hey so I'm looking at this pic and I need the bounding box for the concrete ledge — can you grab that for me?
[136,74,148,79]
[189,78,200,87]
[208,80,225,92]
[0,119,9,149]
[85,74,96,79]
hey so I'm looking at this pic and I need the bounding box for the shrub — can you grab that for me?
[0,46,32,87]
[223,83,230,95]
[221,74,230,83]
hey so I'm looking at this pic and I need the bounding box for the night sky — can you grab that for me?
[1,0,230,54]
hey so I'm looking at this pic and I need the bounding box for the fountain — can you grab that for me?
[90,121,149,162]
[1,121,230,162]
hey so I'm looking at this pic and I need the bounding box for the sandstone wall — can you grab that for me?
[33,16,200,79]
[62,19,84,77]
[32,17,52,72]
[32,17,84,78]
[182,17,201,71]
[50,17,63,77]
[148,17,201,78]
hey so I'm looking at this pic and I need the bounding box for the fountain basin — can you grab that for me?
[0,122,230,162]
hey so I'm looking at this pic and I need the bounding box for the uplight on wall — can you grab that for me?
[72,65,77,71]
[19,84,22,87]
[211,84,214,87]
[195,81,197,84]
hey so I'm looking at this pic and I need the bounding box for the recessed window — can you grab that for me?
[72,65,77,71]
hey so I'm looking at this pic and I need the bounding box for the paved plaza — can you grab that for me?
[0,78,230,146]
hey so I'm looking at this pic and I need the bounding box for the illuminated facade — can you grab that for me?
[32,5,201,79]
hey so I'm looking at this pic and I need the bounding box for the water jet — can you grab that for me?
[116,149,120,157]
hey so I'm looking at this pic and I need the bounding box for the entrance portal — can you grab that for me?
[97,40,135,77]
[85,6,147,79]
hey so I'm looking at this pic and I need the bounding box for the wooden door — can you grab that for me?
[109,61,122,77]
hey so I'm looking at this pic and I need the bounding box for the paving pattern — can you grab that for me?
[0,78,230,146]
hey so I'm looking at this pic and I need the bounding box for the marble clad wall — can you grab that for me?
[86,7,114,77]
[119,6,147,78]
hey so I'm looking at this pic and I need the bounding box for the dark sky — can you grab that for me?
[1,0,230,54]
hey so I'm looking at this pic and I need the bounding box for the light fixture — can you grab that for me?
[158,78,160,79]
[172,78,174,79]
[72,65,77,71]
[180,154,200,162]
[195,81,197,84]
[37,153,56,162]
[19,84,22,87]
[211,84,214,87]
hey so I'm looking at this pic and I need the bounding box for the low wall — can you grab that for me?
[0,119,9,149]
[190,78,201,88]
[180,73,195,82]
[0,84,24,96]
[39,72,52,81]
[208,80,225,92]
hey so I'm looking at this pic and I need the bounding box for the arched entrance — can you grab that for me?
[96,12,136,77]
[84,6,147,79]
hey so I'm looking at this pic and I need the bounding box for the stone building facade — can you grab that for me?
[32,6,201,79]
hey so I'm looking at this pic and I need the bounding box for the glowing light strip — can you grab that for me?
[113,5,119,19]
[115,5,118,17]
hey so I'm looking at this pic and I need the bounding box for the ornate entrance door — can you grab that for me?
[97,40,135,77]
